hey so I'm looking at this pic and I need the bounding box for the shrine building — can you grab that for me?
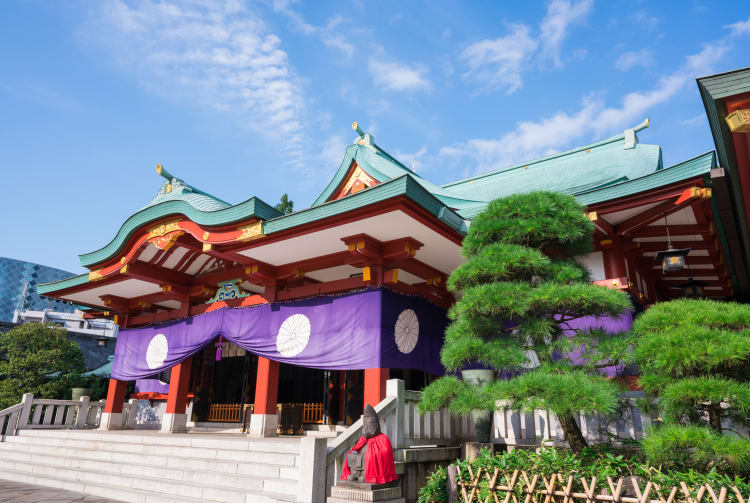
[38,68,750,435]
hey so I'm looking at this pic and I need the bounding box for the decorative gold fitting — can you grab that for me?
[202,231,210,240]
[587,211,597,221]
[161,284,172,292]
[236,221,264,241]
[89,269,104,282]
[725,109,750,133]
[120,264,129,274]
[120,257,127,264]
[202,243,212,252]
[156,164,162,174]
[362,266,371,282]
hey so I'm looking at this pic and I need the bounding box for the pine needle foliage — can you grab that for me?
[420,191,632,453]
[631,299,750,473]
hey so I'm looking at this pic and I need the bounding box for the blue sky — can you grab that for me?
[2,0,749,274]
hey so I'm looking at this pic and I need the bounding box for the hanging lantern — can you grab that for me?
[679,278,706,298]
[654,246,691,273]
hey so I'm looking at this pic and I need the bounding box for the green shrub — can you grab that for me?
[642,425,750,476]
[417,465,448,503]
[420,447,750,503]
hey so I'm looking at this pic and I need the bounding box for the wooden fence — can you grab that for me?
[208,402,323,424]
[456,468,749,503]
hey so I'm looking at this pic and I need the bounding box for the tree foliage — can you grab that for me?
[274,193,294,214]
[0,323,85,410]
[631,299,750,472]
[420,191,632,453]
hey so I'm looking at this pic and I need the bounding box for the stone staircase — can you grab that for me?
[0,429,301,503]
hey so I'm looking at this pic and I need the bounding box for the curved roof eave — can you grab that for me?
[78,196,282,268]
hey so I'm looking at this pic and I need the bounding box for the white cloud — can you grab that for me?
[272,0,354,58]
[629,9,659,30]
[442,26,744,174]
[87,0,311,169]
[539,0,594,67]
[726,16,750,37]
[460,24,538,94]
[615,49,655,71]
[368,58,431,92]
[391,145,428,172]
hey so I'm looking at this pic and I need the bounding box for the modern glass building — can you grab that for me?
[0,257,77,322]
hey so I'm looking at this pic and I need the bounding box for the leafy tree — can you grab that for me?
[274,193,294,214]
[420,191,632,453]
[0,323,85,409]
[631,299,750,473]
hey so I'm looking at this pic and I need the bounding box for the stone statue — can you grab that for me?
[340,405,398,485]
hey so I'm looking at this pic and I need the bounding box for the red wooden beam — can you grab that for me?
[589,180,705,215]
[120,261,192,287]
[618,190,705,236]
[630,225,712,238]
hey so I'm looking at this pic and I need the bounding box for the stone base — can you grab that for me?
[160,412,188,433]
[248,413,278,437]
[329,480,402,502]
[98,412,123,431]
[462,441,504,461]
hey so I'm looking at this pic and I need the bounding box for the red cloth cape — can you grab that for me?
[340,433,398,484]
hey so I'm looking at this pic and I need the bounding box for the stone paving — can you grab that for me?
[0,480,124,503]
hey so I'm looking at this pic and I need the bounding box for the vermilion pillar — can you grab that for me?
[161,357,192,433]
[602,241,628,279]
[250,357,280,436]
[364,368,389,409]
[100,378,127,430]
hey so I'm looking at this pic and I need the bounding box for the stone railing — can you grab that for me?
[0,393,137,440]
[493,394,649,446]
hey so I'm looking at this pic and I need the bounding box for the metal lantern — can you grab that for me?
[679,278,706,298]
[654,246,691,273]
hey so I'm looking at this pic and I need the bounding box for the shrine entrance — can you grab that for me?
[191,339,367,427]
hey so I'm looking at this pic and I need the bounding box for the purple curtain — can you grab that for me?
[111,288,447,380]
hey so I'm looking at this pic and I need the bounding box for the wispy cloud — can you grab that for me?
[441,20,749,173]
[539,0,594,67]
[459,0,592,94]
[271,0,354,58]
[84,0,312,170]
[615,49,655,71]
[368,58,431,92]
[460,24,538,94]
[629,9,659,30]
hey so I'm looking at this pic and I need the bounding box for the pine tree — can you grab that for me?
[632,299,750,474]
[420,191,632,453]
[274,193,294,214]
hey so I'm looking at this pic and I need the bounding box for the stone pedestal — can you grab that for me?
[248,413,278,437]
[328,480,404,503]
[160,412,188,433]
[462,442,505,461]
[99,412,123,431]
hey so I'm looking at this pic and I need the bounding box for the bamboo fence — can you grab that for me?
[456,467,749,503]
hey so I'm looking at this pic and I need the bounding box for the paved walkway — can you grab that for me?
[0,480,123,503]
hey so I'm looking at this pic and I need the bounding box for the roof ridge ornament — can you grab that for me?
[624,118,650,150]
[352,121,376,150]
[153,163,189,199]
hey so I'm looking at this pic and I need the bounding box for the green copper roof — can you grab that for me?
[79,196,282,267]
[574,151,716,205]
[143,170,231,212]
[312,137,484,212]
[442,124,662,208]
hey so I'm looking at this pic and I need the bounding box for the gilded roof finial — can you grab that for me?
[156,163,174,181]
[352,121,365,138]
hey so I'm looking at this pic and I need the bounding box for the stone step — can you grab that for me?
[303,430,340,438]
[0,467,295,503]
[7,434,300,466]
[17,429,300,454]
[0,447,299,493]
[0,456,297,503]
